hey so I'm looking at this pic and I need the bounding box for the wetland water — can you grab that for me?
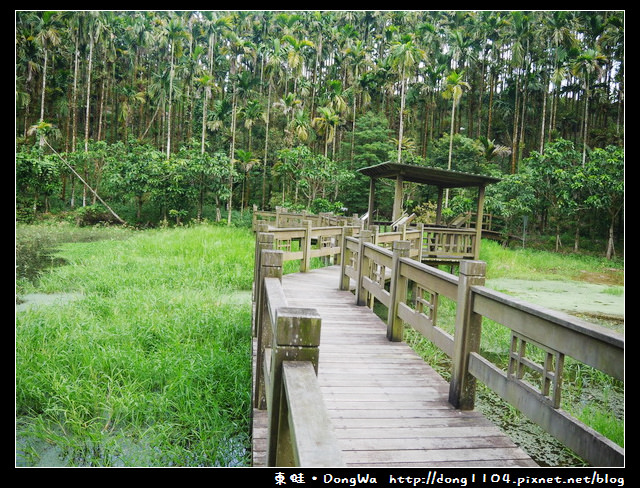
[479,277,623,466]
[486,278,624,329]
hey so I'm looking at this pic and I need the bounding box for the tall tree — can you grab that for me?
[442,70,470,205]
[162,14,189,159]
[572,48,607,165]
[388,33,425,163]
[33,11,62,147]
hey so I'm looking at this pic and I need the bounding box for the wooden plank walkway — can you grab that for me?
[252,265,537,467]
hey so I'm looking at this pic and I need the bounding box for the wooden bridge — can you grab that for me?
[250,213,624,468]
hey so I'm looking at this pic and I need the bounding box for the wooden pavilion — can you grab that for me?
[358,162,501,265]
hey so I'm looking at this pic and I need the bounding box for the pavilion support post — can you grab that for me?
[392,175,404,223]
[436,187,444,225]
[367,178,376,229]
[474,185,486,260]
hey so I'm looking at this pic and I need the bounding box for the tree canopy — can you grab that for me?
[16,11,624,254]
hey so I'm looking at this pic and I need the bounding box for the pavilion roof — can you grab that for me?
[358,162,501,188]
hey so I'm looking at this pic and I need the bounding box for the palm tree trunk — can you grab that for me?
[84,32,94,153]
[262,81,272,209]
[581,77,590,165]
[445,100,456,207]
[397,70,406,163]
[166,44,175,160]
[228,86,238,225]
[38,49,48,148]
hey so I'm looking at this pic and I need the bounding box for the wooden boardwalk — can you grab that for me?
[252,265,537,467]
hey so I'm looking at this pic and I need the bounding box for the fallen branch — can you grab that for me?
[44,139,125,224]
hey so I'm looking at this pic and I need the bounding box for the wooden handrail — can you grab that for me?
[279,362,345,467]
[465,283,624,466]
[253,217,624,466]
[253,244,343,467]
[338,232,624,467]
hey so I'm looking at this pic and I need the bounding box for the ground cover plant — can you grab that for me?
[16,222,255,466]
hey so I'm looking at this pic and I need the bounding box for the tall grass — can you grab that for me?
[480,239,624,283]
[16,223,255,466]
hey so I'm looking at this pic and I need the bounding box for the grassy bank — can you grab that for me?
[480,239,624,285]
[16,222,255,467]
[16,224,624,467]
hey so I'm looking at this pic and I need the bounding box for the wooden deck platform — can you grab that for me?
[251,265,537,467]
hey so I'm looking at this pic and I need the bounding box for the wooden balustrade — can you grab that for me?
[466,283,624,466]
[253,245,343,466]
[254,218,362,273]
[338,233,624,467]
[422,226,477,261]
[253,216,624,467]
[253,207,362,231]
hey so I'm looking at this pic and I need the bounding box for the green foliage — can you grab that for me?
[347,112,395,169]
[485,171,537,235]
[16,224,255,466]
[310,198,345,215]
[16,145,62,214]
[580,145,624,213]
[275,145,351,209]
[524,139,582,214]
[105,140,162,209]
[73,204,118,226]
[16,10,624,239]
[426,133,486,174]
[340,111,395,215]
[16,139,238,225]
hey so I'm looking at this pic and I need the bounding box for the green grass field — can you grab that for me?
[15,223,623,467]
[16,222,255,466]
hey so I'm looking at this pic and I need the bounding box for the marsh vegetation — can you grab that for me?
[15,223,623,467]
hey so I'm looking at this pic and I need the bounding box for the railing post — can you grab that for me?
[301,220,313,272]
[449,260,486,410]
[370,225,379,246]
[253,227,273,333]
[416,223,424,262]
[267,307,322,466]
[356,230,372,306]
[399,223,406,240]
[254,249,284,410]
[387,240,411,342]
[339,226,354,291]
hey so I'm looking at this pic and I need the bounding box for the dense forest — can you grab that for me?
[15,11,624,257]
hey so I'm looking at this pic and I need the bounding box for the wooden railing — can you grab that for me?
[253,207,482,263]
[253,240,343,467]
[422,226,477,261]
[339,233,624,467]
[253,207,361,230]
[253,220,354,273]
[252,214,624,467]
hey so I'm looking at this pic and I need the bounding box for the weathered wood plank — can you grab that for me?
[340,447,536,465]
